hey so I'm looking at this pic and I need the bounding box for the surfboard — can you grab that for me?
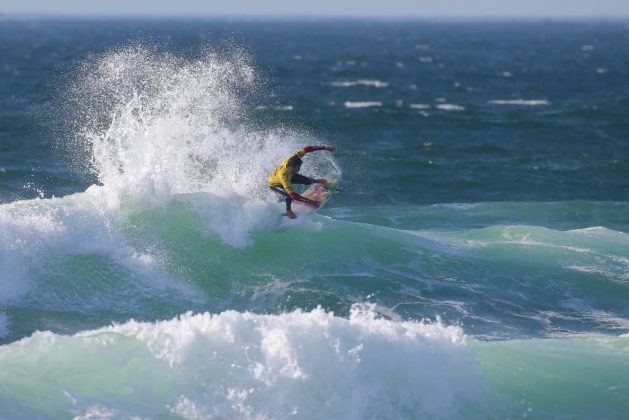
[280,174,340,225]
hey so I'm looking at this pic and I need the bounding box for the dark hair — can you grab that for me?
[288,156,303,167]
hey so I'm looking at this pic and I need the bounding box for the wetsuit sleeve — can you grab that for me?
[302,146,327,153]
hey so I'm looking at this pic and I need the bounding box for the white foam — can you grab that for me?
[567,226,619,235]
[0,199,64,304]
[72,405,120,419]
[344,101,382,108]
[436,104,465,112]
[183,193,279,247]
[329,80,389,88]
[489,99,550,106]
[0,306,487,418]
[410,103,431,110]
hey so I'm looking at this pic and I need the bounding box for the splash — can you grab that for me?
[61,44,338,244]
[62,44,336,208]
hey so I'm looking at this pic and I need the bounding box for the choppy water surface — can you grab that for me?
[1,19,628,418]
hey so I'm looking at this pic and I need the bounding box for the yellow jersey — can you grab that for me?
[267,148,307,194]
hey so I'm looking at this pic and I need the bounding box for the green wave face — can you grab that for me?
[3,194,627,344]
[473,336,629,418]
[108,195,629,340]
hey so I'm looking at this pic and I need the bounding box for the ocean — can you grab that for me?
[0,18,628,418]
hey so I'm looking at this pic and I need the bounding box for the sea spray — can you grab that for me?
[61,44,337,206]
[59,44,338,244]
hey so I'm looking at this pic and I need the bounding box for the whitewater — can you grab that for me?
[1,20,629,419]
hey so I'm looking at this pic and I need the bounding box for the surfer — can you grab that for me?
[268,145,336,219]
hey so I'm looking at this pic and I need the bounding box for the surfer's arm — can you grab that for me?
[302,145,335,153]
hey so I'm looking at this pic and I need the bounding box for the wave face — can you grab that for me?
[1,21,629,418]
[4,195,628,343]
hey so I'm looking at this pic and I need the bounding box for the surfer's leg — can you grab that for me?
[270,186,295,216]
[284,199,296,218]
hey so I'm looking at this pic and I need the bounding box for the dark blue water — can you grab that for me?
[0,19,628,418]
[2,20,628,204]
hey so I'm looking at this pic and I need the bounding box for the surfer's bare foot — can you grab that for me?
[286,210,297,219]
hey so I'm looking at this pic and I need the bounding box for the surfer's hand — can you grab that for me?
[324,145,335,152]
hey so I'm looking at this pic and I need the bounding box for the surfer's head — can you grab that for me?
[287,156,302,173]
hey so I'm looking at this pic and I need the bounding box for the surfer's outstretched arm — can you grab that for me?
[302,145,335,153]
